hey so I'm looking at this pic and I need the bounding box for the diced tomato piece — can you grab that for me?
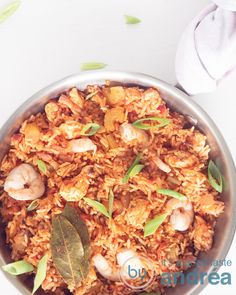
[157,104,167,115]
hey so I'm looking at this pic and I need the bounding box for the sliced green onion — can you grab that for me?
[129,164,144,178]
[108,189,114,218]
[27,199,40,212]
[37,160,47,174]
[80,62,107,71]
[80,123,100,136]
[208,160,223,193]
[2,260,34,276]
[157,188,187,201]
[144,214,168,237]
[132,117,171,130]
[32,254,48,295]
[84,197,110,218]
[0,0,21,24]
[122,154,143,184]
[124,15,141,24]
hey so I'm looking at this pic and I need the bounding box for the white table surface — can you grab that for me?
[0,0,235,294]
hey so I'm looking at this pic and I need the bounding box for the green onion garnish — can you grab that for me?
[157,188,187,201]
[144,214,168,237]
[2,260,34,275]
[37,160,47,174]
[80,123,100,136]
[122,154,144,184]
[80,62,107,71]
[129,164,144,177]
[108,189,114,218]
[27,199,40,212]
[0,0,21,24]
[84,197,110,218]
[132,117,171,130]
[32,255,48,295]
[124,15,141,24]
[208,160,223,193]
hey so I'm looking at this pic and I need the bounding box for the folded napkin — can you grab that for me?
[175,3,236,95]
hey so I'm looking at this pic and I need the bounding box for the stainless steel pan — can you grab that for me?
[0,71,235,295]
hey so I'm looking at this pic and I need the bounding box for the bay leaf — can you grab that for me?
[51,215,89,289]
[62,204,90,260]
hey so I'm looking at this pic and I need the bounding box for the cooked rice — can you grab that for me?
[0,84,224,294]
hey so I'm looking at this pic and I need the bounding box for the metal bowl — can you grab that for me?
[0,71,235,295]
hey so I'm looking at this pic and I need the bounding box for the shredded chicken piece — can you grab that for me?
[45,101,61,123]
[59,121,83,139]
[59,94,81,114]
[193,216,213,251]
[60,173,89,201]
[165,151,199,168]
[124,199,151,228]
[68,138,97,154]
[198,194,224,216]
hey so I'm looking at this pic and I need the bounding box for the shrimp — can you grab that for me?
[117,249,144,279]
[4,163,45,201]
[120,122,148,144]
[93,249,143,281]
[166,198,194,231]
[93,254,120,281]
[68,138,97,154]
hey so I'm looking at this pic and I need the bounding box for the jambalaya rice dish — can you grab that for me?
[0,84,224,295]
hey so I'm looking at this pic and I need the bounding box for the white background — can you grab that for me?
[0,0,235,294]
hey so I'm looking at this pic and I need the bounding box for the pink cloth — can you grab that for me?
[175,3,236,95]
